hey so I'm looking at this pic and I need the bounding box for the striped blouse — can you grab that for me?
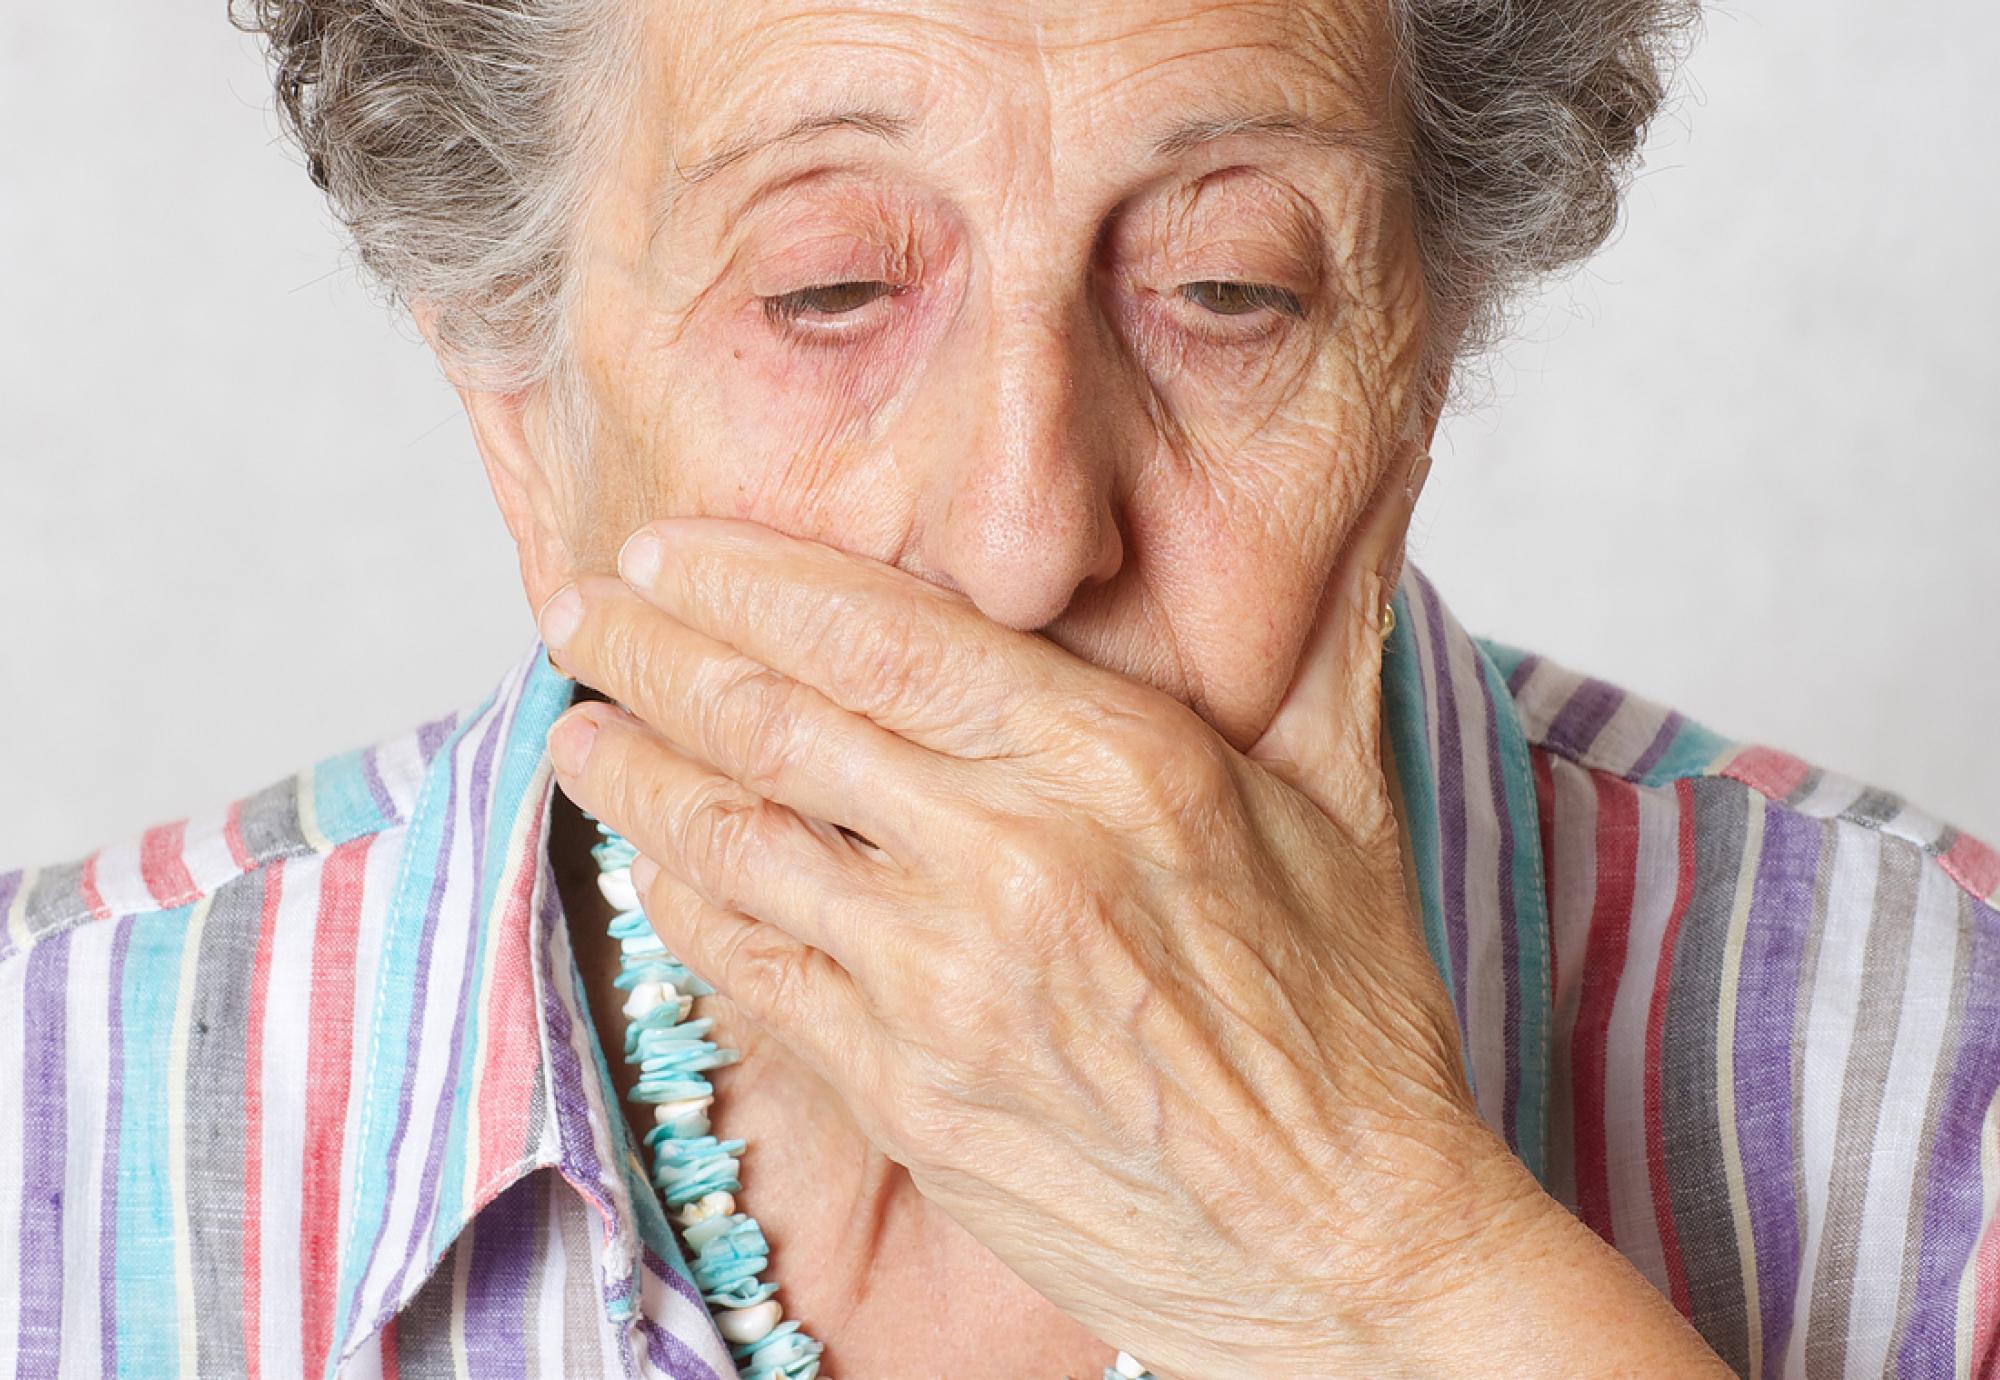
[2,561,1995,1379]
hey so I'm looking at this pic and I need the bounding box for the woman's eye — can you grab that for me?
[763,280,898,322]
[1178,280,1304,319]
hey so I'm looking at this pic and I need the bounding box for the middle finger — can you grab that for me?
[541,573,958,861]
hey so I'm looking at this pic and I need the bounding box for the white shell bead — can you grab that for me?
[716,1299,782,1345]
[653,1094,714,1125]
[622,981,667,1020]
[676,1191,734,1226]
[1114,1352,1148,1377]
[597,867,642,913]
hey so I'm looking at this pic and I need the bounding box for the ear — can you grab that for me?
[1375,348,1453,605]
[413,302,578,613]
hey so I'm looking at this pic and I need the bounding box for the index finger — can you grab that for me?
[614,517,1087,757]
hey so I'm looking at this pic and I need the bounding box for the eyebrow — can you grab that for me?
[671,107,917,187]
[1148,111,1400,170]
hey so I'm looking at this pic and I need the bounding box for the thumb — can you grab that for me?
[1248,444,1431,825]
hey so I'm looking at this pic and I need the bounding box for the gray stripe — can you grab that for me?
[1787,817,1838,1290]
[1804,836,1921,1375]
[395,1232,463,1379]
[185,868,266,1379]
[1886,879,1975,1361]
[1783,767,1824,810]
[555,1177,602,1371]
[1840,786,1903,830]
[234,776,312,867]
[1661,778,1752,1375]
[24,859,87,940]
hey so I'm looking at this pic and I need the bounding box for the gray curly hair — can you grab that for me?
[231,0,1699,405]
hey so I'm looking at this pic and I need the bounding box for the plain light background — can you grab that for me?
[3,2,1994,868]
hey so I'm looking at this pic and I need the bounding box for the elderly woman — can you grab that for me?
[3,0,1996,1376]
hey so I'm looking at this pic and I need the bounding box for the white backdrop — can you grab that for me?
[3,2,1995,867]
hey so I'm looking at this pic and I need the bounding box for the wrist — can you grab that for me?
[1327,1124,1729,1377]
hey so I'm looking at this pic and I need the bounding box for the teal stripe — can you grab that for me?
[310,747,394,843]
[431,653,577,1251]
[1474,644,1553,1186]
[1477,638,1533,684]
[329,684,500,1359]
[114,906,194,1376]
[1380,583,1465,1082]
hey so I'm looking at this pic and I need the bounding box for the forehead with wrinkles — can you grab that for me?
[648,1,1402,205]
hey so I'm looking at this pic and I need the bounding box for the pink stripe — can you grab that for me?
[139,821,200,909]
[1572,774,1638,1244]
[1972,1187,1999,1378]
[224,800,256,874]
[474,807,552,1193]
[78,852,115,922]
[301,837,373,1378]
[241,858,286,1380]
[1721,745,1813,804]
[1941,833,2000,905]
[1968,1112,2000,1368]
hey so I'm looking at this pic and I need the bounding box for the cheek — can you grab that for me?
[1125,464,1347,746]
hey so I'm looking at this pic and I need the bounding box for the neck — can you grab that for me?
[551,782,1111,1374]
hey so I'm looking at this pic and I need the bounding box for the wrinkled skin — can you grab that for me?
[455,1,1728,1375]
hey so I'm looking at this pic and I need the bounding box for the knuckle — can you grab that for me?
[810,593,952,716]
[703,655,809,795]
[679,779,764,909]
[714,924,801,1014]
[1075,694,1235,826]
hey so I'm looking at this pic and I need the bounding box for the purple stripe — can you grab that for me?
[1734,806,1819,1375]
[1415,575,1471,1043]
[1505,652,1542,697]
[1629,710,1684,782]
[1543,678,1626,761]
[460,1174,540,1380]
[1896,893,2000,1372]
[417,713,459,767]
[640,1238,711,1318]
[535,878,720,1320]
[98,918,132,1372]
[16,929,71,1376]
[639,1314,728,1380]
[1478,666,1525,1149]
[378,706,508,1308]
[360,747,400,827]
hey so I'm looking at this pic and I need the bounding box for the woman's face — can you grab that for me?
[526,0,1435,750]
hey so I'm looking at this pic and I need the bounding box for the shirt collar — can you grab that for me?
[327,556,1553,1363]
[1383,561,1555,1184]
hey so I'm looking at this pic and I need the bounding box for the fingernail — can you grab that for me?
[618,529,665,590]
[537,583,584,654]
[547,706,599,776]
[630,853,660,894]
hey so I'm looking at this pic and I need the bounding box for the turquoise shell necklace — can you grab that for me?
[587,816,1157,1380]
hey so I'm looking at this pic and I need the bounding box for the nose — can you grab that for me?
[912,297,1129,631]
